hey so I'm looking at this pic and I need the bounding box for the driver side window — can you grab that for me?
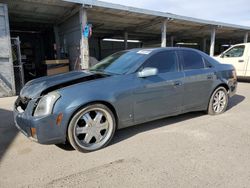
[142,51,178,73]
[223,45,245,58]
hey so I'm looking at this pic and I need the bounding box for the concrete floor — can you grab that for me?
[0,82,249,188]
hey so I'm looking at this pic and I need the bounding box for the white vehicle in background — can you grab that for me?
[214,43,250,78]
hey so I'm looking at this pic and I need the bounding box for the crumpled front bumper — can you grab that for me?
[13,98,66,145]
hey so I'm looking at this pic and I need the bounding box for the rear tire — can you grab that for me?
[68,104,116,152]
[207,87,228,115]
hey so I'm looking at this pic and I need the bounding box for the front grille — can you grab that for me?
[15,96,31,112]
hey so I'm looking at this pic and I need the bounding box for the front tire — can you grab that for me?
[207,87,228,115]
[68,104,116,152]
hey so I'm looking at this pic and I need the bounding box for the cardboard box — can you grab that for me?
[47,66,69,76]
[45,59,69,65]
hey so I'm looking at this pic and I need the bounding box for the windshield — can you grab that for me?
[90,50,145,75]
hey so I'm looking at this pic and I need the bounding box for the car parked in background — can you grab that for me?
[214,43,250,79]
[14,48,237,152]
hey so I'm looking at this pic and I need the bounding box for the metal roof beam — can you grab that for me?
[9,10,59,19]
[9,16,54,24]
[1,0,74,8]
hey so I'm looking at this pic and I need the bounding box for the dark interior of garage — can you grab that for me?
[10,23,55,81]
[3,0,80,94]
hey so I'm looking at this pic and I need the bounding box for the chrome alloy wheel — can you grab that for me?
[73,107,114,150]
[212,90,227,113]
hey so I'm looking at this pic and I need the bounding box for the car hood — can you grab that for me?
[20,70,108,99]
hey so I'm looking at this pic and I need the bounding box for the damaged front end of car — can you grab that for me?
[13,70,109,144]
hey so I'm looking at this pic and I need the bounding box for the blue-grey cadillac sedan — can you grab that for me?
[14,48,237,152]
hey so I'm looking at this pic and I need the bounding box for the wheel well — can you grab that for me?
[215,83,229,92]
[89,101,118,124]
[210,83,229,101]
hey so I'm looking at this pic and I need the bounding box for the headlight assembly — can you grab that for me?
[33,92,60,117]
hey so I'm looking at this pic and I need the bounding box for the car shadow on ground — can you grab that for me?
[56,111,207,152]
[110,111,204,146]
[111,94,245,146]
[56,94,245,151]
[56,141,75,151]
[0,108,18,162]
[227,94,245,110]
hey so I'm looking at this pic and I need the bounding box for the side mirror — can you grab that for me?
[137,67,158,78]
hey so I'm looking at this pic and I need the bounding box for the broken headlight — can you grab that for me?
[34,92,60,117]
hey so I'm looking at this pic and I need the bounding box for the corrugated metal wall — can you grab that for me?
[0,3,15,97]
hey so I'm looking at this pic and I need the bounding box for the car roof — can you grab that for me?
[128,47,200,53]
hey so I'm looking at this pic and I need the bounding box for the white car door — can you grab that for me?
[218,45,248,76]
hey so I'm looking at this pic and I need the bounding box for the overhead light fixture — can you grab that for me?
[83,4,92,8]
[176,42,198,45]
[102,38,141,43]
[221,44,231,47]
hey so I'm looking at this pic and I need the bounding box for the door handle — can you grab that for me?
[173,81,182,86]
[207,75,213,80]
[238,60,244,63]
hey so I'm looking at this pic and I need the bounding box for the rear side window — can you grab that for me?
[143,51,178,73]
[203,58,213,68]
[182,50,205,70]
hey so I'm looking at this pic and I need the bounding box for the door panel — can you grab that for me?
[182,69,215,110]
[179,49,214,111]
[133,71,184,123]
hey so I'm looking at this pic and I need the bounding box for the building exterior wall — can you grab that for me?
[0,3,15,97]
[58,13,81,70]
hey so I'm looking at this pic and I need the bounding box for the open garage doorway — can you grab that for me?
[10,23,55,83]
[2,0,81,93]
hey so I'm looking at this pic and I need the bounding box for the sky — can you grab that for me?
[102,0,250,26]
